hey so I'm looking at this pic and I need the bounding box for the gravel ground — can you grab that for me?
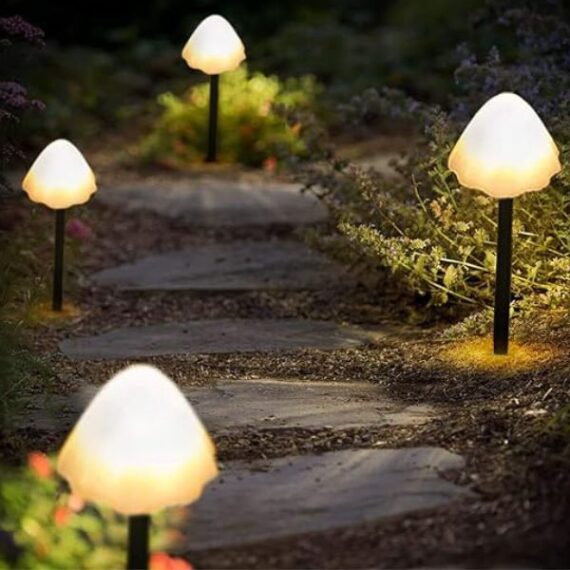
[3,173,570,569]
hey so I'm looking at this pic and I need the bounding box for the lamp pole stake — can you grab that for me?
[206,74,219,162]
[127,514,150,570]
[493,198,513,355]
[52,209,66,312]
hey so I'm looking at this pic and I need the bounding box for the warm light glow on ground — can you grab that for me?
[27,301,83,323]
[440,337,558,373]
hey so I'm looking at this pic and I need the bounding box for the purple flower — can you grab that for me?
[66,219,94,241]
[0,16,44,45]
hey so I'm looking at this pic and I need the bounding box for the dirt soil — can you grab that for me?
[2,163,570,569]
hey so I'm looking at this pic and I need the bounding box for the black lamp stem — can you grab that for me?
[127,515,150,570]
[52,209,66,312]
[493,198,513,355]
[206,74,219,162]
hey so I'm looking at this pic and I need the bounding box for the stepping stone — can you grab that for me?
[187,379,434,431]
[59,319,382,361]
[92,241,344,291]
[23,379,434,432]
[97,178,327,226]
[182,448,472,551]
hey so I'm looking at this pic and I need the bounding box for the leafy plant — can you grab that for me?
[0,452,189,569]
[295,1,570,326]
[17,41,185,146]
[140,66,318,167]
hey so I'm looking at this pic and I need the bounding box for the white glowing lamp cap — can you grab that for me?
[448,93,561,198]
[22,139,97,209]
[57,365,218,515]
[182,14,246,75]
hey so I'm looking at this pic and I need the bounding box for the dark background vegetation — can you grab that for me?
[2,0,569,313]
[1,0,567,145]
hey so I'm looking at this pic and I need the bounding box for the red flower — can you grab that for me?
[54,506,72,527]
[263,156,278,173]
[150,552,193,570]
[27,452,53,479]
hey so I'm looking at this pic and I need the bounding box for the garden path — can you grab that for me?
[96,175,327,226]
[54,166,474,561]
[24,379,435,432]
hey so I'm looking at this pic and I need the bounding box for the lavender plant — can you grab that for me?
[0,16,44,191]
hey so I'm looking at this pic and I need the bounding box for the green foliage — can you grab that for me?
[295,2,570,328]
[257,19,390,100]
[333,141,570,312]
[256,0,499,103]
[140,66,318,167]
[0,454,184,569]
[300,99,570,322]
[0,203,53,431]
[0,203,89,431]
[19,42,183,146]
[0,323,48,432]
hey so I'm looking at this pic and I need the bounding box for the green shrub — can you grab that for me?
[140,66,318,167]
[300,104,570,322]
[295,3,570,326]
[326,131,570,313]
[0,453,187,569]
[18,43,177,146]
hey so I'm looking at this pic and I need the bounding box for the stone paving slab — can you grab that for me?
[23,379,434,432]
[182,448,472,551]
[59,319,383,361]
[188,379,434,431]
[97,178,327,226]
[92,241,344,291]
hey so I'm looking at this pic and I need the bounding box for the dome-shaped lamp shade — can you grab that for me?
[57,365,218,515]
[448,93,561,198]
[182,15,246,75]
[22,139,97,209]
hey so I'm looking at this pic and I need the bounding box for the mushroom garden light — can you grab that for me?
[22,139,97,312]
[448,92,561,355]
[57,365,218,570]
[182,14,246,162]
